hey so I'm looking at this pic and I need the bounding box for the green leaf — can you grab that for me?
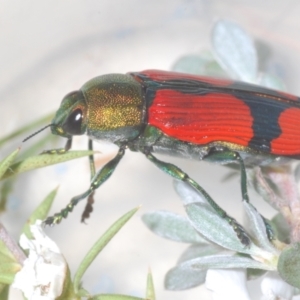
[0,149,20,179]
[0,113,53,147]
[0,284,9,300]
[271,213,290,244]
[0,224,24,285]
[142,211,207,244]
[0,262,21,284]
[90,295,145,300]
[73,207,139,292]
[278,243,300,288]
[0,179,14,212]
[22,187,58,239]
[0,150,94,180]
[57,266,79,300]
[212,19,257,82]
[146,270,155,300]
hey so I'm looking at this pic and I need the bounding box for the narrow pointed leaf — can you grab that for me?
[142,211,207,243]
[90,294,145,300]
[22,187,58,239]
[0,284,9,300]
[146,270,155,300]
[0,113,53,147]
[1,150,94,180]
[0,262,21,284]
[74,207,139,292]
[0,148,20,179]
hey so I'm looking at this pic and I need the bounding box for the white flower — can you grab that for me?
[261,272,295,300]
[206,269,251,300]
[12,220,67,300]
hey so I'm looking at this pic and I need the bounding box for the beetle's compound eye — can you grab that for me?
[63,108,83,135]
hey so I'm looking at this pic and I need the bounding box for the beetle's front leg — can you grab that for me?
[143,150,251,246]
[41,137,73,154]
[44,144,126,225]
[81,139,97,222]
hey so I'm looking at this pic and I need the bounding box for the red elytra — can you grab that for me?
[148,90,254,147]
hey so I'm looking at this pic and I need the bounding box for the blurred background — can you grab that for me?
[1,1,300,299]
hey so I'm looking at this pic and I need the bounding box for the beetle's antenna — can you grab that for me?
[22,124,53,142]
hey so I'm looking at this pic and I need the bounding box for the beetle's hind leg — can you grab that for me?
[143,149,251,246]
[204,148,275,241]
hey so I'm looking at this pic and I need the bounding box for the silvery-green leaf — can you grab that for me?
[248,167,280,211]
[182,254,269,270]
[166,254,269,291]
[257,73,286,91]
[172,55,210,74]
[243,202,278,254]
[178,243,223,263]
[212,19,257,82]
[278,243,300,288]
[165,263,206,290]
[271,213,290,244]
[142,211,207,244]
[172,54,227,78]
[185,202,261,255]
[173,180,207,205]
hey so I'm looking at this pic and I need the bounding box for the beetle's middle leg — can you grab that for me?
[143,150,251,246]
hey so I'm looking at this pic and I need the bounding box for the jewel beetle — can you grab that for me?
[25,70,300,245]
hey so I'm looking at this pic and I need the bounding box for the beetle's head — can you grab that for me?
[51,91,87,138]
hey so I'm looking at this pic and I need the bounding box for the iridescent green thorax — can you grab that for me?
[81,74,144,142]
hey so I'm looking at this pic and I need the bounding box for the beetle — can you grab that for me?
[25,70,300,245]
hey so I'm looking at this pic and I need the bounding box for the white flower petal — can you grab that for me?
[206,269,251,300]
[261,272,295,300]
[12,220,67,300]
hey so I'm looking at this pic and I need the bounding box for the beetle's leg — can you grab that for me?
[81,139,96,222]
[41,137,72,154]
[204,149,275,241]
[44,145,126,225]
[143,150,251,246]
[203,150,249,202]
